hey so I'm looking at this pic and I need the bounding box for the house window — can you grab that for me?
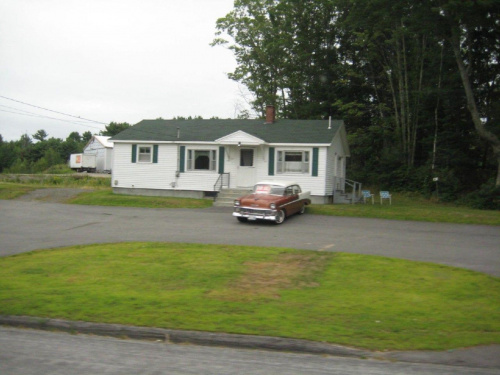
[138,146,152,163]
[277,150,310,174]
[240,149,254,167]
[187,149,217,171]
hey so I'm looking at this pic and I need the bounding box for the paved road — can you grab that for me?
[0,200,499,276]
[1,327,497,375]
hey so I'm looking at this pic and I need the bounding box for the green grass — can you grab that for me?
[1,179,498,224]
[67,190,213,209]
[0,181,212,208]
[1,242,498,351]
[0,175,111,188]
[308,192,500,225]
[0,183,39,199]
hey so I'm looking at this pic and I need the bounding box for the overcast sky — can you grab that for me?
[0,0,250,141]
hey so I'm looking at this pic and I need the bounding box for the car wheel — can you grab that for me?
[237,217,248,223]
[298,203,306,215]
[275,209,286,224]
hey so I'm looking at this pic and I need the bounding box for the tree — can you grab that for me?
[66,132,81,143]
[213,0,499,193]
[82,131,93,143]
[33,129,48,142]
[172,116,204,120]
[101,122,131,136]
[437,0,500,185]
[212,0,289,115]
[19,133,32,148]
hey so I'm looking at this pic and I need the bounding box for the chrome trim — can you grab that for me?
[279,198,301,208]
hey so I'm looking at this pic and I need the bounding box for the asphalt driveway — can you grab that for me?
[0,199,498,276]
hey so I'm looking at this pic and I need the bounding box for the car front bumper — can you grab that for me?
[233,207,278,221]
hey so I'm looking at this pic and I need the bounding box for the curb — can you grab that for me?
[0,315,369,358]
[1,315,499,369]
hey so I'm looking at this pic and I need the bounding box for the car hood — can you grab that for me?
[239,194,284,208]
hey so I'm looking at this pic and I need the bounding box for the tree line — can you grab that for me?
[0,122,130,174]
[212,0,499,201]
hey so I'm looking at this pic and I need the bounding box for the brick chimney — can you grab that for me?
[265,105,275,124]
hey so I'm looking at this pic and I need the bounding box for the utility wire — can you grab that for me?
[0,109,103,130]
[0,95,233,141]
[0,95,108,125]
[0,105,178,139]
[0,104,96,124]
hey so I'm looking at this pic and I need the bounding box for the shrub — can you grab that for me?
[459,182,500,210]
[43,164,74,174]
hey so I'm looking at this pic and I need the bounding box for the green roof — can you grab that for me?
[110,119,344,144]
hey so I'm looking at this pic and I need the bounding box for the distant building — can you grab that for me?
[83,135,113,173]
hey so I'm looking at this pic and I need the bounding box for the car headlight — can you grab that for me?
[234,200,240,206]
[270,203,276,209]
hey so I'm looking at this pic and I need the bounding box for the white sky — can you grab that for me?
[0,0,251,141]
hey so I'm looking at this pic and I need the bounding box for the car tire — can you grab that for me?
[298,203,306,215]
[275,209,286,224]
[237,217,248,223]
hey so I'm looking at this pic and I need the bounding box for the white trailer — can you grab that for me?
[69,154,96,172]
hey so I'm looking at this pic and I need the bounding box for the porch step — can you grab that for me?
[213,188,252,207]
[333,191,354,204]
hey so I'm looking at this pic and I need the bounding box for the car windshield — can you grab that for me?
[253,184,285,196]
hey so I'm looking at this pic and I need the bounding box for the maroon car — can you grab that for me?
[233,181,311,224]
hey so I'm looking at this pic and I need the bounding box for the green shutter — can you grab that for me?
[312,147,319,176]
[153,145,159,163]
[268,147,275,176]
[179,146,185,173]
[131,144,137,163]
[218,147,225,173]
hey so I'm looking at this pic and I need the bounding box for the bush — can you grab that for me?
[5,159,32,174]
[459,182,500,210]
[43,164,74,174]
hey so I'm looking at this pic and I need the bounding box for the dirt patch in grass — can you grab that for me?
[210,253,327,301]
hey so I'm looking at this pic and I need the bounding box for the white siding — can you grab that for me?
[220,145,329,196]
[113,143,222,192]
[113,143,176,189]
[269,146,328,196]
[84,138,113,172]
[325,131,348,193]
[325,142,336,194]
[113,140,346,199]
[178,146,221,190]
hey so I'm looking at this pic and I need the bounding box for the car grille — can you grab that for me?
[240,208,272,216]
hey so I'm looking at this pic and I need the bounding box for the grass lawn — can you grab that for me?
[1,242,498,351]
[67,190,213,209]
[0,183,38,200]
[0,182,211,209]
[308,192,500,226]
[1,178,498,224]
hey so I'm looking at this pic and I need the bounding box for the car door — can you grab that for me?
[284,185,300,215]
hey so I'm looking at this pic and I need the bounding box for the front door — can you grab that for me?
[237,148,256,187]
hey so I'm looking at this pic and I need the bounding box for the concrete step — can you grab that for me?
[214,188,252,207]
[333,192,354,204]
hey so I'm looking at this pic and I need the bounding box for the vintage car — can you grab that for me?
[233,181,311,224]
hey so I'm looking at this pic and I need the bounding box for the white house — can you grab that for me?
[83,136,113,173]
[110,107,350,204]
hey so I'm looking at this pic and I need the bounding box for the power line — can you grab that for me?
[0,95,237,141]
[0,104,176,139]
[0,95,108,125]
[0,109,103,130]
[0,104,97,124]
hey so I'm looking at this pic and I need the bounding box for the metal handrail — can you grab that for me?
[334,177,362,204]
[345,178,362,204]
[213,173,230,192]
